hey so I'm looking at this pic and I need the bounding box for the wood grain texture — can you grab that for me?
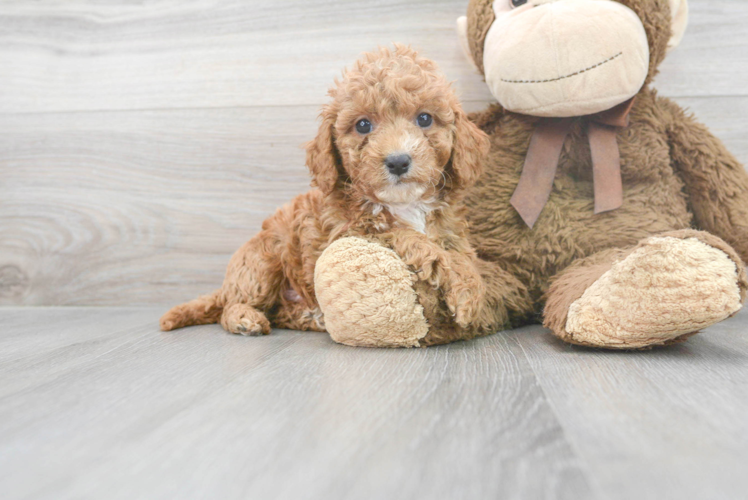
[0,106,317,305]
[513,310,748,500]
[0,0,493,113]
[0,0,746,115]
[1,0,748,306]
[0,307,594,500]
[657,1,748,98]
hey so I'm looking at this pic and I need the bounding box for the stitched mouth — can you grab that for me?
[500,52,623,84]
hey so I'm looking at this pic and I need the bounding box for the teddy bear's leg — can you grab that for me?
[314,237,430,347]
[315,237,534,347]
[544,229,748,349]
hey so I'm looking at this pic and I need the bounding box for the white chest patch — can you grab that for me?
[384,201,436,234]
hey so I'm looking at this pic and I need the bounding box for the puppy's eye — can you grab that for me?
[511,0,528,7]
[355,118,372,134]
[416,113,433,128]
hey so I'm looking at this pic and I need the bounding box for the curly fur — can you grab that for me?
[160,45,491,336]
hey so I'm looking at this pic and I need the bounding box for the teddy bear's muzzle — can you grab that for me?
[482,0,650,117]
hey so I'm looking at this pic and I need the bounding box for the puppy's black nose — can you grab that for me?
[385,154,411,177]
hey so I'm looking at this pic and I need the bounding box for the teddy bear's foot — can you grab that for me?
[314,237,429,347]
[546,231,747,349]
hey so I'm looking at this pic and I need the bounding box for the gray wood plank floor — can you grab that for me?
[2,307,747,500]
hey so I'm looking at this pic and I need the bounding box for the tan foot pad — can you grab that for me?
[566,236,743,349]
[314,237,429,348]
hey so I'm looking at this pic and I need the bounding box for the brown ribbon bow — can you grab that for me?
[510,98,636,228]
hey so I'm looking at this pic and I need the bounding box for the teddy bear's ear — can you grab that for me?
[667,0,689,53]
[456,16,480,73]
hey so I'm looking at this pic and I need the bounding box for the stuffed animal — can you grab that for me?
[315,0,748,349]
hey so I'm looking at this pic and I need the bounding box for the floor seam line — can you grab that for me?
[514,334,611,500]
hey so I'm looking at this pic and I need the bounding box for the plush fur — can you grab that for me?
[160,45,492,336]
[462,0,748,318]
[464,0,748,346]
[314,237,431,347]
[314,0,748,349]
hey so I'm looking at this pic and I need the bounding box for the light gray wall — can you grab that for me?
[1,0,746,306]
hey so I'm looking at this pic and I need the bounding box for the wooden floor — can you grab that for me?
[2,1,748,498]
[2,307,747,499]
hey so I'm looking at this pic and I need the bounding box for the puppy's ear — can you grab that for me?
[450,110,489,191]
[305,105,341,195]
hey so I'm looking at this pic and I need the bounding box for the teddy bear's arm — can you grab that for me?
[661,96,748,263]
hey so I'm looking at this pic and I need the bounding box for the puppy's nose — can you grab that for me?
[385,154,411,177]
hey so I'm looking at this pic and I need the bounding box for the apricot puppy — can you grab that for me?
[160,45,490,338]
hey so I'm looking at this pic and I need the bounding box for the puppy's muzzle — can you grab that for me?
[385,153,412,177]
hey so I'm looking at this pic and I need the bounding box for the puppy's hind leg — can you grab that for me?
[219,229,285,336]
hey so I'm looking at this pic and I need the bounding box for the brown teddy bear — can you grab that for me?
[314,0,748,349]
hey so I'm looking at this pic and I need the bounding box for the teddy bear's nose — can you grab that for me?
[385,154,411,177]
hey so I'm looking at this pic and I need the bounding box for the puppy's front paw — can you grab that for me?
[414,254,440,282]
[391,237,444,283]
[445,276,485,328]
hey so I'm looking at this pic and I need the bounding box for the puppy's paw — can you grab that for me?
[232,319,270,336]
[445,277,485,328]
[414,254,440,282]
[221,304,271,336]
[391,237,444,283]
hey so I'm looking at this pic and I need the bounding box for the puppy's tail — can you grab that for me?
[160,289,224,331]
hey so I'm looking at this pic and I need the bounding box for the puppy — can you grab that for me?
[160,45,490,336]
